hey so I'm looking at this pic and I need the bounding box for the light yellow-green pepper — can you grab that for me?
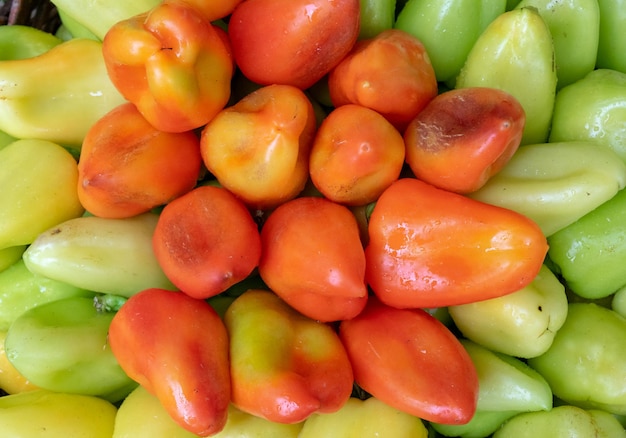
[0,38,127,148]
[468,141,626,237]
[22,212,176,297]
[0,389,117,438]
[0,139,84,251]
[298,396,429,438]
[113,385,304,438]
[456,7,557,145]
[51,0,161,40]
[449,265,569,359]
[0,246,26,273]
[0,331,39,395]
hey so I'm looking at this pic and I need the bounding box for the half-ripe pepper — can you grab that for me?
[224,289,354,424]
[0,389,118,438]
[108,288,231,436]
[0,331,39,395]
[299,396,429,437]
[0,38,127,148]
[469,141,626,237]
[0,25,62,60]
[102,0,234,133]
[23,212,176,298]
[0,139,84,252]
[5,296,138,403]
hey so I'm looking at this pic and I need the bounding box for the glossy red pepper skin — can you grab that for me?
[224,289,354,424]
[339,296,479,425]
[108,288,231,436]
[102,0,233,133]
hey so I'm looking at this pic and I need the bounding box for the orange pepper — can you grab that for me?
[365,178,548,308]
[102,0,233,132]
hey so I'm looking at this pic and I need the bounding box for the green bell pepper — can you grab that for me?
[5,296,137,403]
[493,405,626,437]
[548,187,626,300]
[528,303,626,415]
[549,68,626,163]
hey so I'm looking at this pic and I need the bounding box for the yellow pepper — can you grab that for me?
[0,331,38,395]
[0,38,126,148]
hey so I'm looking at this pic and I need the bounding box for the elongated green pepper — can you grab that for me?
[0,25,62,61]
[515,0,599,89]
[456,7,557,145]
[0,389,118,438]
[358,0,396,39]
[597,0,626,73]
[0,259,93,331]
[0,38,127,148]
[51,0,161,40]
[468,141,626,237]
[5,296,137,403]
[548,187,626,300]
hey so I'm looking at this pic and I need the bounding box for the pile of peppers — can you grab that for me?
[1,0,626,437]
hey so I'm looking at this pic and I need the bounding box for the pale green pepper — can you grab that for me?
[549,69,626,163]
[299,396,429,438]
[468,141,626,237]
[515,0,599,89]
[0,246,26,273]
[0,25,62,61]
[528,303,626,415]
[448,265,568,359]
[431,339,553,437]
[0,259,93,331]
[0,139,84,251]
[5,296,137,403]
[612,286,626,318]
[548,187,626,300]
[493,405,626,437]
[0,38,127,148]
[596,0,626,73]
[113,385,304,438]
[22,212,176,298]
[50,0,161,40]
[456,7,557,145]
[0,389,118,438]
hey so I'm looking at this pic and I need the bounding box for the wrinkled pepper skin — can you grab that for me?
[493,405,626,437]
[456,7,557,145]
[224,289,354,424]
[549,69,626,163]
[299,396,429,437]
[108,288,231,436]
[5,296,137,403]
[23,212,175,298]
[102,0,234,132]
[0,139,84,251]
[548,187,626,300]
[0,389,118,438]
[528,303,626,415]
[469,141,626,237]
[0,25,62,60]
[0,38,127,147]
[339,296,479,425]
[365,178,548,308]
